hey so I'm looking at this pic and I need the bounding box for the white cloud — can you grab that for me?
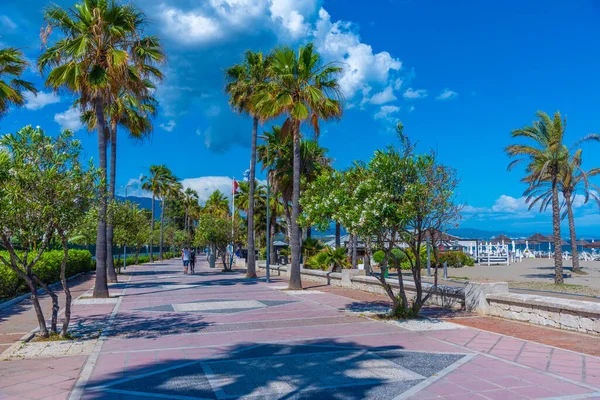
[374,105,400,120]
[436,88,458,101]
[159,6,223,44]
[205,105,221,117]
[181,176,234,203]
[269,0,317,38]
[491,195,529,213]
[160,120,176,132]
[393,79,403,91]
[197,127,214,149]
[24,91,60,110]
[117,174,152,198]
[403,88,428,99]
[54,108,84,132]
[314,8,402,100]
[0,15,17,30]
[364,85,396,105]
[408,105,415,113]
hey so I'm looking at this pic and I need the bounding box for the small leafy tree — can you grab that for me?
[195,214,240,270]
[0,126,97,337]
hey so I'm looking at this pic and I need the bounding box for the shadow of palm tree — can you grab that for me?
[82,340,466,399]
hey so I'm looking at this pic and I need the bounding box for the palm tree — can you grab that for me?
[160,178,182,260]
[183,188,200,238]
[506,111,570,284]
[524,147,600,273]
[301,139,332,238]
[0,47,37,118]
[253,43,343,289]
[82,90,159,281]
[225,51,270,279]
[39,0,163,298]
[141,165,172,262]
[204,190,230,218]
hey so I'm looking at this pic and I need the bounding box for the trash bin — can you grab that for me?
[209,253,216,268]
[278,255,288,265]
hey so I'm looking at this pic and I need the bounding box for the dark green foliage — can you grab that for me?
[0,250,92,300]
[437,251,474,268]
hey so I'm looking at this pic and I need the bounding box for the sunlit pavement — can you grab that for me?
[2,258,600,399]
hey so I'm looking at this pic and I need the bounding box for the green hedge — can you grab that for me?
[438,251,475,267]
[0,249,93,301]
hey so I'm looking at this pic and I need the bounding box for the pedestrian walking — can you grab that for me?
[190,249,196,274]
[182,247,190,274]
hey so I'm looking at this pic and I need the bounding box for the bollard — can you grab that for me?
[443,261,448,279]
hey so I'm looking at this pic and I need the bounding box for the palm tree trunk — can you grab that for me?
[106,122,118,283]
[564,191,580,273]
[246,117,259,278]
[93,96,109,298]
[289,125,302,290]
[284,201,292,244]
[149,194,155,262]
[59,235,72,337]
[335,221,341,249]
[551,181,564,284]
[306,226,312,239]
[159,196,166,261]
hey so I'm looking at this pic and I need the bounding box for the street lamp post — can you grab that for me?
[258,134,270,283]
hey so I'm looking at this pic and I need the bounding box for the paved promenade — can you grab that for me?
[2,259,600,399]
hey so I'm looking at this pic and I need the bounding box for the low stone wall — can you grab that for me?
[261,264,600,335]
[259,265,465,309]
[487,293,600,335]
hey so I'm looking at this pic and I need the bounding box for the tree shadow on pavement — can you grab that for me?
[79,339,468,400]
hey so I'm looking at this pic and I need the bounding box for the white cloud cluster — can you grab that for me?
[24,91,60,110]
[155,2,402,106]
[181,176,234,203]
[160,120,176,132]
[374,105,400,120]
[157,0,318,44]
[436,88,458,101]
[312,8,402,101]
[403,88,428,99]
[54,108,84,132]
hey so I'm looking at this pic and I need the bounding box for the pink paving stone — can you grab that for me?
[544,381,593,395]
[407,389,440,399]
[551,359,584,367]
[511,385,564,398]
[445,371,483,383]
[548,365,583,375]
[41,393,70,400]
[17,385,66,400]
[456,379,502,392]
[487,376,535,389]
[1,382,45,395]
[35,374,74,385]
[478,389,529,400]
[555,372,585,382]
[428,382,470,396]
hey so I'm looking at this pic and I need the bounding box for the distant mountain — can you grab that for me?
[116,195,162,218]
[447,228,528,240]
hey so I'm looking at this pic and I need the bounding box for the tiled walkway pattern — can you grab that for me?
[1,259,600,399]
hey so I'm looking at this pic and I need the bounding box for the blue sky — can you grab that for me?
[1,0,600,235]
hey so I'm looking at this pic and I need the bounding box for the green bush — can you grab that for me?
[437,251,474,268]
[0,249,93,301]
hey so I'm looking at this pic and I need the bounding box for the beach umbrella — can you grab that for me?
[576,239,590,253]
[492,234,512,243]
[527,233,547,244]
[584,241,600,249]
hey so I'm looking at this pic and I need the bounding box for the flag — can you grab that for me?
[232,179,239,194]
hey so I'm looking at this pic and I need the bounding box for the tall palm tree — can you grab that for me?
[183,187,200,237]
[524,147,600,273]
[253,43,343,289]
[39,0,163,298]
[506,111,570,284]
[204,190,230,218]
[160,177,181,260]
[225,51,270,278]
[0,47,37,119]
[82,90,159,281]
[141,165,172,261]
